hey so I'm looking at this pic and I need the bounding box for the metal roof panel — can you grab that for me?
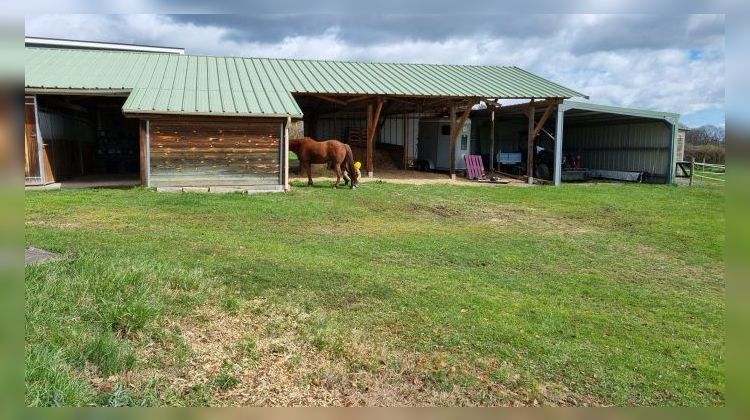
[26,47,586,117]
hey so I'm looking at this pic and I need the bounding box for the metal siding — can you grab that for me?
[563,121,671,179]
[27,47,586,117]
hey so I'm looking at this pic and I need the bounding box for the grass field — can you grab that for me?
[25,181,725,406]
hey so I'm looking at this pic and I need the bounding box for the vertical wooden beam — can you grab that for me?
[145,120,151,187]
[139,119,148,186]
[283,117,290,191]
[366,103,373,177]
[402,112,408,170]
[366,98,384,177]
[489,106,495,172]
[449,104,472,179]
[449,104,457,179]
[527,100,535,184]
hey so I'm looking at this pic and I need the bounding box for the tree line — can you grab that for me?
[684,125,725,164]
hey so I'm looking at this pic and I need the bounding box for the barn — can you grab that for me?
[24,38,681,190]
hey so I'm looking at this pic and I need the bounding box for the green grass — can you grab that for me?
[25,181,725,406]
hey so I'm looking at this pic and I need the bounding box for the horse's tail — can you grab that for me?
[344,144,357,186]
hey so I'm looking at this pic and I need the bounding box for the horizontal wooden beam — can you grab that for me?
[501,98,563,115]
[311,94,348,106]
[345,95,375,105]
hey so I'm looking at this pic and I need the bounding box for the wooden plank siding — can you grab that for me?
[148,117,284,188]
[24,96,43,185]
[139,120,148,185]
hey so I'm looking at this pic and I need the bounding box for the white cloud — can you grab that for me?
[25,14,724,125]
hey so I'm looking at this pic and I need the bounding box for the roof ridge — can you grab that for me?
[25,46,521,69]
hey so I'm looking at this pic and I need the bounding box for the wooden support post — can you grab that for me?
[449,104,457,179]
[367,103,373,176]
[449,104,472,179]
[402,112,408,170]
[489,106,495,172]
[366,98,384,177]
[283,117,290,191]
[689,157,695,186]
[527,100,535,184]
[139,119,147,186]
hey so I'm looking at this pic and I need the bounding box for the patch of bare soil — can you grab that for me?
[291,170,527,187]
[25,220,80,229]
[114,298,601,406]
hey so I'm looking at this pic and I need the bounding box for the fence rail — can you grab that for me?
[676,159,725,184]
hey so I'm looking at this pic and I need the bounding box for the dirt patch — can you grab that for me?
[407,202,463,218]
[291,169,526,187]
[25,220,80,229]
[111,298,602,406]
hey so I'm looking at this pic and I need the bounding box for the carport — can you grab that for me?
[471,100,680,185]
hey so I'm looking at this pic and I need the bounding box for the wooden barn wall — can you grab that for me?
[148,117,283,187]
[676,130,686,162]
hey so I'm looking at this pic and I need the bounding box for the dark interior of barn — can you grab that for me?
[36,95,140,185]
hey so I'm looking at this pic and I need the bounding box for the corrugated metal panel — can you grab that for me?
[562,100,679,122]
[563,121,672,178]
[27,47,586,117]
[37,108,95,143]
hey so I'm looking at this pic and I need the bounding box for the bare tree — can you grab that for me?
[686,125,725,145]
[684,125,725,164]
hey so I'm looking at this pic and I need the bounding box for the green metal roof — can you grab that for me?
[26,47,587,117]
[562,100,679,123]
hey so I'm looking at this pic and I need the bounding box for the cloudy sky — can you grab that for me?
[25,13,725,128]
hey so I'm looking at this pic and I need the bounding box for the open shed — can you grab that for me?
[24,40,588,190]
[471,100,680,185]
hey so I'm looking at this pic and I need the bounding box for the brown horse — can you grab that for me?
[289,137,358,188]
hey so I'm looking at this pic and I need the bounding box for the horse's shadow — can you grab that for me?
[289,180,351,189]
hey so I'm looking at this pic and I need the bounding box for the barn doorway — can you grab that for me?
[30,94,140,187]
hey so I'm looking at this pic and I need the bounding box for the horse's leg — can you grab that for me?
[303,161,313,186]
[333,162,342,188]
[341,162,350,186]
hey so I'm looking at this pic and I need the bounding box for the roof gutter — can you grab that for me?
[561,100,679,124]
[25,88,132,96]
[122,109,303,119]
[25,37,185,54]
